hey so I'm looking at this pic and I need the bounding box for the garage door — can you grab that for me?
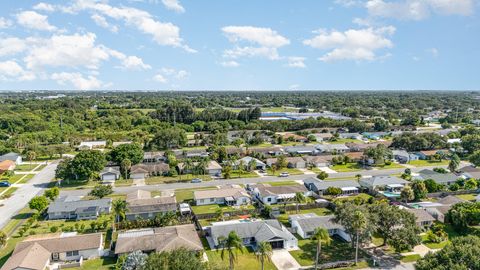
[269,240,284,249]
[102,174,116,181]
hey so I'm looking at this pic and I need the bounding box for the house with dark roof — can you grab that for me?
[142,151,166,163]
[289,214,351,241]
[415,169,458,186]
[47,196,111,220]
[304,177,360,196]
[0,232,104,270]
[251,183,310,205]
[266,156,306,169]
[234,156,266,170]
[125,190,177,221]
[115,224,203,255]
[410,196,465,222]
[406,208,435,228]
[99,166,120,182]
[459,165,480,179]
[208,219,297,249]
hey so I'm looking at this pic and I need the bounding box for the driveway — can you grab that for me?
[0,162,57,229]
[271,249,301,270]
[318,167,337,174]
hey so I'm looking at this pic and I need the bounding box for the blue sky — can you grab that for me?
[0,0,478,90]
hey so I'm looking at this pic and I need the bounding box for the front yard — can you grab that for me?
[408,160,449,167]
[262,180,299,186]
[146,174,212,185]
[205,247,276,270]
[174,187,218,203]
[266,168,304,176]
[331,163,362,172]
[230,170,259,179]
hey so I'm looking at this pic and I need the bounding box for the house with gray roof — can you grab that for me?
[359,175,408,193]
[338,133,362,140]
[125,190,177,221]
[316,144,350,154]
[289,214,351,241]
[406,208,435,228]
[251,183,311,205]
[415,169,458,186]
[303,178,360,196]
[0,152,22,165]
[208,219,297,250]
[266,156,306,169]
[284,145,318,155]
[99,166,120,182]
[193,185,250,206]
[47,196,111,220]
[459,165,480,179]
[235,156,266,170]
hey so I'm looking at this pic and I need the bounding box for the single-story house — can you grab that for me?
[247,146,284,157]
[251,184,311,205]
[177,161,222,176]
[289,214,351,241]
[0,152,22,165]
[415,169,458,186]
[0,232,104,270]
[143,151,166,163]
[235,156,266,170]
[304,156,330,167]
[125,190,177,221]
[0,160,16,174]
[363,132,390,140]
[415,149,449,160]
[359,176,408,192]
[345,152,365,162]
[284,145,318,155]
[411,196,465,223]
[266,157,306,169]
[346,142,392,152]
[78,140,106,150]
[406,208,435,228]
[47,196,112,220]
[316,144,350,154]
[99,166,120,182]
[392,150,419,164]
[115,224,203,255]
[338,133,362,140]
[130,162,170,179]
[112,141,132,147]
[226,147,247,156]
[303,178,360,196]
[209,219,297,250]
[194,185,251,206]
[183,149,209,158]
[281,133,308,143]
[312,133,333,142]
[459,165,480,179]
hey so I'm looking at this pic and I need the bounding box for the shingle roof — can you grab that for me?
[127,196,177,214]
[47,197,111,214]
[360,176,408,188]
[0,152,20,162]
[100,166,120,176]
[0,242,50,270]
[0,160,15,171]
[194,187,250,200]
[256,184,308,197]
[131,162,170,173]
[437,195,465,206]
[12,233,103,256]
[406,209,435,223]
[115,224,203,254]
[417,170,458,184]
[293,215,343,233]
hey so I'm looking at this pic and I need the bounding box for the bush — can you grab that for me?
[50,226,59,233]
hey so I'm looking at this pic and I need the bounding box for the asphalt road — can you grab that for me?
[60,163,455,197]
[0,162,57,229]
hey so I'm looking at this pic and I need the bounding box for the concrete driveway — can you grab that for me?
[271,249,301,270]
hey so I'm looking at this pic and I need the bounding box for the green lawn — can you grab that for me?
[372,163,404,170]
[191,204,255,215]
[331,193,373,204]
[1,174,24,184]
[331,163,362,172]
[266,168,304,176]
[113,178,133,187]
[146,174,212,185]
[263,180,299,186]
[174,187,218,203]
[455,194,477,201]
[34,164,47,171]
[70,257,117,270]
[290,238,368,266]
[408,160,449,167]
[230,170,259,179]
[56,179,99,189]
[328,138,363,144]
[206,247,276,270]
[18,174,35,184]
[0,187,17,199]
[277,207,332,226]
[400,254,421,263]
[14,164,38,172]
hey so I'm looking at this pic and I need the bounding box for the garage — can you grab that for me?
[101,173,117,181]
[269,240,284,249]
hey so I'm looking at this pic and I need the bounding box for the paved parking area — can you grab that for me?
[271,249,301,270]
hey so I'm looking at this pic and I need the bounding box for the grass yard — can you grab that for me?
[455,193,477,201]
[14,164,39,172]
[400,254,421,263]
[191,204,255,215]
[18,174,35,184]
[328,138,363,144]
[114,178,133,187]
[230,170,259,179]
[408,160,449,167]
[70,257,117,270]
[34,164,47,171]
[263,180,299,186]
[206,247,276,270]
[1,174,24,184]
[146,174,212,185]
[0,187,17,199]
[373,163,404,170]
[174,187,218,202]
[290,238,368,267]
[331,193,373,204]
[266,168,304,176]
[277,207,332,226]
[55,179,99,189]
[331,163,362,172]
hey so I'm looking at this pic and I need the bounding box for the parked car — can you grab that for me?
[279,172,289,177]
[191,178,202,183]
[0,181,11,187]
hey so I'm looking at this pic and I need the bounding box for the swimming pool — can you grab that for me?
[380,191,401,198]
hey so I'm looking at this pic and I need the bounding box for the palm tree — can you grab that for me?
[112,199,127,230]
[313,227,331,270]
[256,241,273,270]
[355,174,362,182]
[120,159,132,180]
[197,158,209,176]
[238,160,245,177]
[183,159,194,176]
[351,210,367,265]
[248,159,257,172]
[26,151,36,170]
[294,192,306,214]
[219,231,244,270]
[216,207,225,221]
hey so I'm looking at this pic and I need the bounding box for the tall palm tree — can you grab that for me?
[313,227,331,270]
[183,159,194,176]
[120,159,132,180]
[238,160,245,176]
[355,174,362,182]
[26,151,36,170]
[219,231,244,270]
[197,158,209,176]
[248,159,257,172]
[294,192,306,213]
[112,199,127,230]
[256,241,273,270]
[351,210,367,265]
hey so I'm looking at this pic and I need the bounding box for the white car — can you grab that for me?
[279,172,289,177]
[191,178,202,183]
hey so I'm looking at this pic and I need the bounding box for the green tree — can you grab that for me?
[355,174,362,182]
[325,187,342,196]
[112,199,127,226]
[120,159,132,180]
[88,184,113,198]
[400,186,415,203]
[313,227,331,270]
[69,150,107,180]
[44,187,59,201]
[276,155,287,169]
[448,154,460,172]
[216,207,225,221]
[294,192,306,213]
[26,150,36,170]
[149,128,187,150]
[447,202,480,229]
[28,196,49,212]
[351,210,367,265]
[317,171,329,180]
[219,231,244,270]
[122,250,147,270]
[423,179,440,193]
[142,248,207,270]
[0,231,6,248]
[109,143,144,164]
[255,241,273,270]
[464,178,478,190]
[223,165,232,179]
[469,150,480,167]
[411,180,428,200]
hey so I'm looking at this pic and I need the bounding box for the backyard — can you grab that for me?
[205,247,276,270]
[70,257,116,270]
[191,204,255,215]
[229,170,259,178]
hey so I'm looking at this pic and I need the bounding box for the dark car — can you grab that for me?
[0,181,11,187]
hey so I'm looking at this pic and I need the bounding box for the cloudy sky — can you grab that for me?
[0,0,478,90]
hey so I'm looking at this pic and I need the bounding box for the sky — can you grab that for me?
[0,0,479,91]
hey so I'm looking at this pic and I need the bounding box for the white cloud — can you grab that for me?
[33,2,56,12]
[16,11,57,31]
[51,72,103,90]
[427,47,439,57]
[0,17,13,29]
[289,84,301,90]
[153,67,188,83]
[304,26,395,62]
[221,26,290,61]
[91,14,118,33]
[335,0,364,7]
[220,60,240,67]
[366,0,475,20]
[62,0,195,52]
[0,38,27,57]
[0,61,36,81]
[153,74,167,83]
[120,56,151,70]
[162,0,185,13]
[286,57,307,68]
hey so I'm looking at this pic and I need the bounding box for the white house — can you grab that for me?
[289,214,351,241]
[99,167,121,182]
[235,156,266,170]
[78,140,107,150]
[194,185,251,206]
[251,184,311,205]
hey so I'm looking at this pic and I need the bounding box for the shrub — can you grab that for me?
[50,226,59,233]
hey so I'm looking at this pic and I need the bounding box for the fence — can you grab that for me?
[427,190,478,198]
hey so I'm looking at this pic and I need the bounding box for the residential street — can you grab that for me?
[0,162,57,229]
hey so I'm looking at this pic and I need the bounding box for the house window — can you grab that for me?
[210,198,215,202]
[66,250,79,257]
[267,198,272,202]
